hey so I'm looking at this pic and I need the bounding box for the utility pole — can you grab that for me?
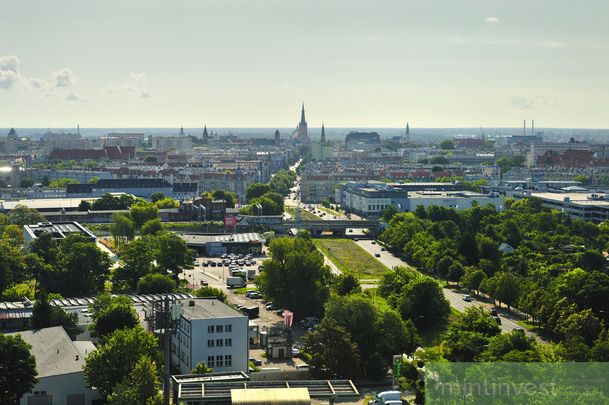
[147,296,181,405]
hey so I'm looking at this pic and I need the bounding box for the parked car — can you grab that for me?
[246,291,262,299]
[249,358,262,366]
[371,241,376,244]
[375,253,381,257]
[462,295,472,302]
[200,280,208,286]
[490,308,498,316]
[493,316,502,324]
[265,302,274,310]
[291,345,301,356]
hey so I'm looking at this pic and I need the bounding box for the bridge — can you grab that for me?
[237,215,380,237]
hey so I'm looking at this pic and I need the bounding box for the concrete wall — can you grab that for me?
[20,372,102,405]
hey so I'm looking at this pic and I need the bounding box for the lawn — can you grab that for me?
[285,206,320,221]
[313,238,389,278]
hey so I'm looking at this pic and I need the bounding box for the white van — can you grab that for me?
[368,391,401,405]
[295,364,310,370]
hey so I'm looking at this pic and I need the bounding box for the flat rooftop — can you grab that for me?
[530,192,609,207]
[408,191,493,198]
[181,232,263,245]
[0,198,97,211]
[180,298,245,320]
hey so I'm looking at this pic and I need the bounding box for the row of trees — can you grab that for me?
[380,198,609,351]
[241,169,297,215]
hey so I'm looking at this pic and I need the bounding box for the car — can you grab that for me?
[490,308,498,316]
[462,295,472,302]
[203,262,209,267]
[265,302,274,310]
[493,316,502,324]
[275,309,285,316]
[381,247,386,251]
[375,253,381,257]
[249,358,263,366]
[371,241,376,245]
[349,229,353,233]
[247,292,262,299]
[291,345,301,356]
[200,280,208,286]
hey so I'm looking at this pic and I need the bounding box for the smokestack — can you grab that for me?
[532,119,534,136]
[523,120,526,136]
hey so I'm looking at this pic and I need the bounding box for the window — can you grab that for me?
[207,339,214,347]
[225,324,232,332]
[208,325,214,333]
[207,356,215,368]
[216,355,224,367]
[225,355,232,367]
[225,338,232,347]
[216,339,224,347]
[216,325,224,333]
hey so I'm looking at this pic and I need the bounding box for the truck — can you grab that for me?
[242,306,260,319]
[226,276,246,288]
[368,391,402,405]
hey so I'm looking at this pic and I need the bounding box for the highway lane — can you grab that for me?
[355,239,537,338]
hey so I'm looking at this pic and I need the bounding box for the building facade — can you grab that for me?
[171,299,249,375]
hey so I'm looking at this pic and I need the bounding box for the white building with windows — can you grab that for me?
[171,299,249,374]
[8,326,102,405]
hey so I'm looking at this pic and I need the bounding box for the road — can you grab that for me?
[355,239,538,338]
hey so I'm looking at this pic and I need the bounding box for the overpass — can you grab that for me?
[237,215,380,237]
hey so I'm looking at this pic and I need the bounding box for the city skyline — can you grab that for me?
[2,0,609,128]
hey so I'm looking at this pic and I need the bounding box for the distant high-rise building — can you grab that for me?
[274,129,280,142]
[202,125,209,143]
[292,103,310,143]
[321,122,326,143]
[7,128,18,140]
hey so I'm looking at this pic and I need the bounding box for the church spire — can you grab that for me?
[321,122,326,143]
[202,125,209,143]
[300,103,306,124]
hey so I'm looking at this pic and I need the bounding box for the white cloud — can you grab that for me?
[510,96,533,110]
[0,55,21,89]
[53,67,77,87]
[104,74,154,99]
[130,72,148,83]
[65,91,85,102]
[484,17,499,24]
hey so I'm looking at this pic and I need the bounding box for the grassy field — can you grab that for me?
[285,206,320,221]
[313,238,389,279]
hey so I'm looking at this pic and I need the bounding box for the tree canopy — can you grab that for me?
[0,333,38,403]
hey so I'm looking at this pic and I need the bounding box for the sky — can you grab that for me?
[1,0,609,129]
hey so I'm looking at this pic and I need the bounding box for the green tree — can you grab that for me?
[0,334,38,403]
[335,273,362,296]
[150,192,166,203]
[20,178,34,188]
[323,294,419,379]
[398,277,450,330]
[0,241,27,294]
[31,295,80,339]
[113,238,156,291]
[111,213,134,248]
[556,309,601,346]
[48,178,79,188]
[130,201,159,228]
[191,361,213,374]
[246,182,271,201]
[154,232,192,281]
[140,218,164,235]
[154,197,179,209]
[8,205,44,225]
[441,306,500,362]
[91,302,139,339]
[257,236,331,318]
[92,193,136,210]
[144,156,158,163]
[108,355,163,404]
[78,200,92,211]
[480,272,521,311]
[136,273,176,294]
[440,139,455,150]
[194,286,227,302]
[381,205,399,222]
[461,267,487,294]
[303,318,362,379]
[37,235,111,296]
[2,224,23,246]
[84,326,161,397]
